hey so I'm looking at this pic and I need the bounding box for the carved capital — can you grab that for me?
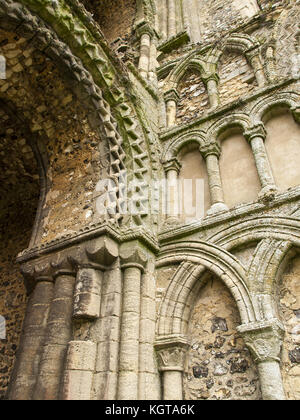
[120,241,148,271]
[21,251,77,292]
[163,158,182,174]
[164,88,180,104]
[202,73,219,86]
[21,259,54,288]
[69,237,119,270]
[238,319,285,363]
[135,21,155,39]
[244,124,267,143]
[51,254,76,280]
[155,336,189,372]
[200,142,221,159]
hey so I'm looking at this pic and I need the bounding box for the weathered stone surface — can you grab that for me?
[0,0,299,402]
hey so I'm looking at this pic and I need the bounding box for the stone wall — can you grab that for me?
[81,0,137,43]
[184,275,261,400]
[176,71,209,124]
[0,28,107,244]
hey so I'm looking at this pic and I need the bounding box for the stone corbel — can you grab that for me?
[199,143,229,215]
[155,336,189,400]
[238,319,286,400]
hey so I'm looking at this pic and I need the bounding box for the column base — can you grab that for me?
[206,202,229,216]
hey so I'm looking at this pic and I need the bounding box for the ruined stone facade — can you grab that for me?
[0,0,299,400]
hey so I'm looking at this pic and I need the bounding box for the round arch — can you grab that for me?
[156,241,260,339]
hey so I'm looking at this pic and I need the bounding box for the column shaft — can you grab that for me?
[33,274,75,400]
[249,54,267,87]
[8,281,53,400]
[118,266,142,399]
[93,266,122,400]
[206,154,224,204]
[166,168,179,221]
[163,371,183,400]
[207,78,219,109]
[139,263,160,400]
[258,361,285,400]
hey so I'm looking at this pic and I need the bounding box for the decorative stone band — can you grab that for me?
[155,336,190,372]
[237,318,285,363]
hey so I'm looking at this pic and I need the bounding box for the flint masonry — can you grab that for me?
[0,0,299,400]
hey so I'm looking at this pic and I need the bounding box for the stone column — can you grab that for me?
[168,0,177,38]
[155,337,189,400]
[62,340,97,400]
[33,259,76,400]
[8,264,54,400]
[244,124,277,199]
[64,237,119,401]
[200,143,229,215]
[164,89,180,128]
[238,319,286,400]
[203,74,220,109]
[246,47,267,87]
[139,256,160,400]
[164,158,182,224]
[118,243,147,400]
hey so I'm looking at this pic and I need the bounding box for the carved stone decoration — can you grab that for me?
[155,336,190,372]
[238,319,286,400]
[71,237,119,319]
[155,336,190,400]
[119,241,148,272]
[238,319,285,363]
